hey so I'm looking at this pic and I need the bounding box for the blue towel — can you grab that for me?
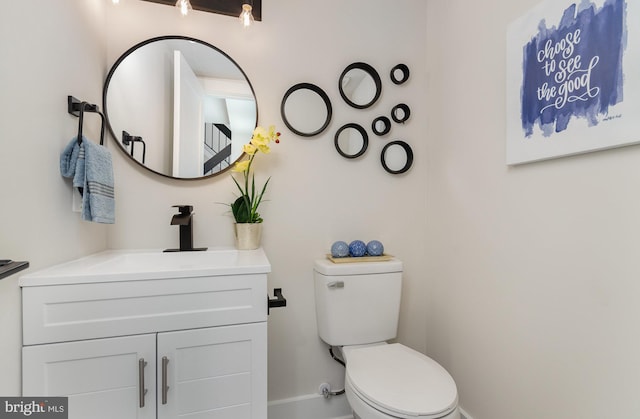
[60,136,115,224]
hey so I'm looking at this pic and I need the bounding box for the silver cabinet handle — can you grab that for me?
[327,281,344,288]
[138,358,148,408]
[161,356,170,405]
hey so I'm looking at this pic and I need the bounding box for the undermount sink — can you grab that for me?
[19,247,271,286]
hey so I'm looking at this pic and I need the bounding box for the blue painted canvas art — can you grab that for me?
[506,0,639,164]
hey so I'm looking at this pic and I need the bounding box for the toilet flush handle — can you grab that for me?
[327,281,344,289]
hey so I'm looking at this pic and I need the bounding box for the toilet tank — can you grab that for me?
[313,258,403,346]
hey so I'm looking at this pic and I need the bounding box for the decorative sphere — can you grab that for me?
[349,240,367,257]
[367,240,384,256]
[331,241,350,258]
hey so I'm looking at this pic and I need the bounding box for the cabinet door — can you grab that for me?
[157,323,267,419]
[23,334,156,419]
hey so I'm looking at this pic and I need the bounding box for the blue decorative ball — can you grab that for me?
[331,241,350,258]
[367,240,384,256]
[349,240,367,257]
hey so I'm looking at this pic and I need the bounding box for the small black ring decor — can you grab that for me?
[371,116,391,136]
[381,140,413,174]
[334,123,369,159]
[391,103,411,124]
[390,64,410,85]
[281,82,332,137]
[338,62,382,109]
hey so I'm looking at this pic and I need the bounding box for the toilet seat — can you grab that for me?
[344,344,458,418]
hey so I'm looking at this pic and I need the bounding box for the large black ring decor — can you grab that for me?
[281,83,332,137]
[390,64,410,85]
[338,62,382,109]
[391,103,411,124]
[381,141,414,174]
[372,116,391,136]
[335,123,369,159]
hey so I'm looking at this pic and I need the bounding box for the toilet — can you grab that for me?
[313,258,460,419]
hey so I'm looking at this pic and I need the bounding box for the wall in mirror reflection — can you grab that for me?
[105,38,256,179]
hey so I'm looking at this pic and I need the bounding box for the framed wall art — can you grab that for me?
[506,0,638,164]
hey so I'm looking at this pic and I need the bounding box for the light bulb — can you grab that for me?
[239,3,254,28]
[175,0,192,16]
[112,0,119,3]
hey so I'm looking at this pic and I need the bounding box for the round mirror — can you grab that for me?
[391,103,411,124]
[335,123,369,159]
[381,140,413,174]
[338,62,382,109]
[390,64,410,85]
[281,83,332,137]
[372,116,391,136]
[103,36,257,180]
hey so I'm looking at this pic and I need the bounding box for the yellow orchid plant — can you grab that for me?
[230,125,280,223]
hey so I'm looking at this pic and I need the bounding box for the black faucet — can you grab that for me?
[164,205,207,252]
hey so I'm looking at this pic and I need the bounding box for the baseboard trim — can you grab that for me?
[460,406,474,419]
[268,393,473,419]
[268,393,352,419]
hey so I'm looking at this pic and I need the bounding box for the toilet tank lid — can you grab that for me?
[314,258,402,275]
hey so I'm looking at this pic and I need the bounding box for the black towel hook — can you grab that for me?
[68,96,106,146]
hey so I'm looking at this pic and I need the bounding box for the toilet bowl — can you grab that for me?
[313,258,460,419]
[342,344,459,419]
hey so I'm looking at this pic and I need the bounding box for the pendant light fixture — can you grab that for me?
[239,1,254,28]
[175,0,193,16]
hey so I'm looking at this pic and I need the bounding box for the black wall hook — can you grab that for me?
[68,96,106,146]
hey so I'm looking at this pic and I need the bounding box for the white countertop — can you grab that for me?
[19,247,271,286]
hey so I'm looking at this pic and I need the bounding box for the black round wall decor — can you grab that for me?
[281,82,332,137]
[391,103,411,124]
[334,123,369,159]
[371,116,391,136]
[381,140,413,174]
[338,62,382,109]
[390,64,410,85]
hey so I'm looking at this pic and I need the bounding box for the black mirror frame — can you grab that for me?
[338,62,382,109]
[334,123,369,159]
[381,140,413,174]
[391,103,411,124]
[390,64,410,85]
[371,116,391,136]
[281,82,332,137]
[102,35,258,181]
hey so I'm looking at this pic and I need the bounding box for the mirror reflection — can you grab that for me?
[281,83,332,137]
[104,36,257,179]
[335,123,368,159]
[338,62,382,109]
[381,140,413,174]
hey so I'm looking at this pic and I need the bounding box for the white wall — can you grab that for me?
[0,0,107,395]
[426,0,640,418]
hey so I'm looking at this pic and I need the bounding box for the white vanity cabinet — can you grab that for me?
[20,249,271,419]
